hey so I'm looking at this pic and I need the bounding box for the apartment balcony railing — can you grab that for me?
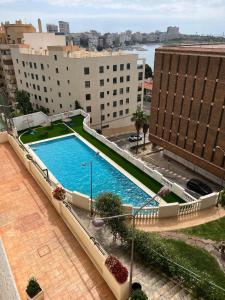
[3,65,14,71]
[1,54,12,60]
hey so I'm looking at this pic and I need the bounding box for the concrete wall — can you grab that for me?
[13,111,48,131]
[23,33,66,50]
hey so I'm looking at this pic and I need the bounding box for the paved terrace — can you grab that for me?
[0,142,115,300]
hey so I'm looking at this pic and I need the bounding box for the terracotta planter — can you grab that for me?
[26,289,44,300]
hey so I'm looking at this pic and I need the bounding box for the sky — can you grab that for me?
[0,0,224,35]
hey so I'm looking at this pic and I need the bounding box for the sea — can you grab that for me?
[124,43,162,69]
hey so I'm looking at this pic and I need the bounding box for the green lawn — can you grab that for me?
[20,123,73,144]
[161,237,225,289]
[181,216,225,242]
[19,115,184,203]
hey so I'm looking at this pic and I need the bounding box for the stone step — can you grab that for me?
[159,282,182,299]
[171,288,192,300]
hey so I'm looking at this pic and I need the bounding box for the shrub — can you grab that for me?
[105,254,128,284]
[26,277,41,298]
[218,189,225,207]
[131,289,148,300]
[52,187,66,201]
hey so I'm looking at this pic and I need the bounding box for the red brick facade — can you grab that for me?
[149,46,225,179]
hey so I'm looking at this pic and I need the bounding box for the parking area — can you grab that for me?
[107,134,221,198]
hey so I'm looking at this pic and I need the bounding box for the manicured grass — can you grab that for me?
[19,115,184,203]
[20,123,73,144]
[160,237,225,289]
[68,115,184,203]
[181,216,225,242]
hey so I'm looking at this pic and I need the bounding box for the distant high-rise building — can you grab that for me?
[58,21,70,35]
[166,26,180,40]
[46,24,58,33]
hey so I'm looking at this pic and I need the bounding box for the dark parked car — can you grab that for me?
[186,179,213,196]
[128,134,142,142]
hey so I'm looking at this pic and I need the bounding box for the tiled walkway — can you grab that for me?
[0,143,115,300]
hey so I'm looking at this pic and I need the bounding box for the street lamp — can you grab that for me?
[92,186,171,296]
[81,151,100,217]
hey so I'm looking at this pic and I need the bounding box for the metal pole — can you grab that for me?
[90,161,93,216]
[129,215,135,294]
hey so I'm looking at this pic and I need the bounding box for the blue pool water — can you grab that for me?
[30,135,158,207]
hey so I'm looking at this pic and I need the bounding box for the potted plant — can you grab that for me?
[26,277,44,300]
[130,289,148,300]
[52,187,66,201]
[105,254,128,284]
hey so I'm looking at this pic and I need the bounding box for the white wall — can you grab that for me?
[23,33,66,50]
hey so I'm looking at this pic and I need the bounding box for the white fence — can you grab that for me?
[10,109,219,218]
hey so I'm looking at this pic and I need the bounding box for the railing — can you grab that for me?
[133,206,159,219]
[178,201,201,216]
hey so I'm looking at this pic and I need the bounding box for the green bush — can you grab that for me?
[218,189,225,207]
[26,277,41,298]
[131,289,148,300]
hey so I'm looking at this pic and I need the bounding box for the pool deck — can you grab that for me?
[0,142,115,300]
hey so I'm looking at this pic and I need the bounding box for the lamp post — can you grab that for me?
[81,152,99,217]
[92,186,170,296]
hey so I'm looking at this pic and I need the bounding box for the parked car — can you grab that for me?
[186,179,213,196]
[128,134,142,142]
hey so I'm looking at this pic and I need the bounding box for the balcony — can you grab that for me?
[5,73,15,80]
[137,64,143,69]
[7,83,17,91]
[1,54,11,60]
[3,65,14,71]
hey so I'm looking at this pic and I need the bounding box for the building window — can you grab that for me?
[113,65,117,71]
[84,67,90,75]
[119,110,123,116]
[107,91,109,95]
[56,67,59,73]
[29,62,32,68]
[41,63,44,70]
[127,63,130,70]
[44,87,47,92]
[67,80,70,84]
[137,94,142,102]
[126,75,130,82]
[120,64,124,71]
[120,76,124,83]
[86,94,91,100]
[54,55,57,61]
[52,99,54,103]
[47,64,49,68]
[100,92,104,98]
[101,115,105,121]
[16,59,18,63]
[42,75,45,82]
[100,104,104,110]
[31,73,34,79]
[33,84,36,90]
[99,66,104,73]
[107,65,109,69]
[26,82,28,87]
[22,61,25,67]
[113,77,117,84]
[34,94,37,100]
[100,79,104,86]
[85,81,90,88]
[120,88,123,94]
[35,74,38,80]
[18,69,21,74]
[37,85,40,91]
[126,98,129,104]
[24,72,27,78]
[138,72,143,80]
[57,80,60,86]
[66,66,68,71]
[113,101,117,107]
[107,78,109,82]
[113,89,117,96]
[125,108,129,114]
[86,106,91,112]
[34,62,37,69]
[39,96,42,100]
[45,98,48,103]
[113,112,117,118]
[126,87,130,93]
[58,92,61,97]
[120,99,123,105]
[60,104,62,108]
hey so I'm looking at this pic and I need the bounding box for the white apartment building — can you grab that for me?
[46,24,58,33]
[58,21,70,35]
[11,45,145,129]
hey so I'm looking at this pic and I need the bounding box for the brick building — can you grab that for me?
[149,45,225,182]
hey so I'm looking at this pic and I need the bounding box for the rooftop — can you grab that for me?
[0,142,114,300]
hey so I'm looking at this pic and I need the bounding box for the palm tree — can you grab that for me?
[131,109,146,154]
[142,121,149,150]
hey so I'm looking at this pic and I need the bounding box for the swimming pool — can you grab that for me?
[30,135,158,207]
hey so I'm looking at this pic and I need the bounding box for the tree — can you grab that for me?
[142,121,149,150]
[145,64,153,79]
[131,289,148,300]
[218,189,225,207]
[95,193,127,239]
[16,90,33,115]
[131,109,146,154]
